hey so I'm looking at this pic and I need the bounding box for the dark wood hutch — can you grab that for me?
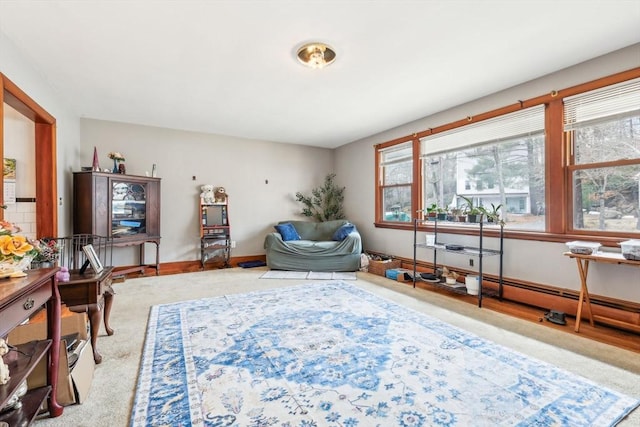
[73,171,161,275]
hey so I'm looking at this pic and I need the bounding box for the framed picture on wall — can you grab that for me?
[82,244,104,274]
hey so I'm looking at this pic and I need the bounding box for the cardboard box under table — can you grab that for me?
[7,308,94,406]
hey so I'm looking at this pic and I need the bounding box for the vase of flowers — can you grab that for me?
[108,151,125,173]
[0,221,37,274]
[31,238,61,268]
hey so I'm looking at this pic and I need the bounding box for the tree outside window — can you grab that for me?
[422,134,545,230]
[569,116,640,232]
[379,143,413,223]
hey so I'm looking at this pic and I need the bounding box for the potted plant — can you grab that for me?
[480,203,504,226]
[445,207,456,222]
[460,195,483,223]
[436,206,448,221]
[295,173,345,221]
[425,203,438,220]
[450,207,466,222]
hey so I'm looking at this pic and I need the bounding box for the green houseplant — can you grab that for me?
[480,203,504,226]
[450,207,465,222]
[295,173,345,221]
[425,203,438,220]
[459,195,483,223]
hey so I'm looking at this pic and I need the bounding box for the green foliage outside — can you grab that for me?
[295,173,345,221]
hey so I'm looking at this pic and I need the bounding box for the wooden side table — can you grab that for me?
[57,266,114,364]
[564,251,640,333]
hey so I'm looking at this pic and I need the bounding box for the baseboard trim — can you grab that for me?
[118,255,267,278]
[370,253,640,331]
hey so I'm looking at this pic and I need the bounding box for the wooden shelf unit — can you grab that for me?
[200,198,231,268]
[413,218,504,307]
[0,268,63,424]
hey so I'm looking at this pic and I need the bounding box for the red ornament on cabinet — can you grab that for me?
[92,147,100,171]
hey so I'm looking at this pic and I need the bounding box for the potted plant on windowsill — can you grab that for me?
[480,203,504,226]
[425,203,438,220]
[450,207,466,222]
[436,206,448,221]
[460,195,483,223]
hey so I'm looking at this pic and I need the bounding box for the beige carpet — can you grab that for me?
[34,267,640,426]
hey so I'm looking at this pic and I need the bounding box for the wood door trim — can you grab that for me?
[1,73,57,237]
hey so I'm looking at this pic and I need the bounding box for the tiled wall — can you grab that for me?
[3,202,37,239]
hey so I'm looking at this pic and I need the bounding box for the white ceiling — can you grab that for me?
[1,1,639,149]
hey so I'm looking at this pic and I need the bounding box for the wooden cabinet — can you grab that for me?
[200,198,231,268]
[73,172,161,274]
[0,268,63,424]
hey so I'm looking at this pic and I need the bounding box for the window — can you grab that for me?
[373,70,640,240]
[421,106,545,230]
[565,78,640,234]
[378,142,413,222]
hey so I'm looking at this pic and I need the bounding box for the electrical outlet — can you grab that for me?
[231,240,236,249]
[469,259,474,267]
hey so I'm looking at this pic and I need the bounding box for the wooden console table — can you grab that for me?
[564,251,640,333]
[0,268,63,423]
[57,266,115,364]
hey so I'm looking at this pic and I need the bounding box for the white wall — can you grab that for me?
[2,104,37,237]
[80,119,333,265]
[336,44,640,303]
[1,30,81,237]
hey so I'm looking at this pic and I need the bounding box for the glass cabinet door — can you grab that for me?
[111,181,147,237]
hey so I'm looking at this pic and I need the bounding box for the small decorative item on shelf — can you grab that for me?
[108,151,125,173]
[0,220,37,276]
[0,338,9,385]
[0,379,28,412]
[92,146,100,171]
[118,163,126,174]
[55,266,70,282]
[200,185,215,204]
[442,266,459,285]
[214,187,228,203]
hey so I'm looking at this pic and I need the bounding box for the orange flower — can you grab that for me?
[0,235,34,259]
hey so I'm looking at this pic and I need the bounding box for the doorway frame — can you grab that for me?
[1,73,57,237]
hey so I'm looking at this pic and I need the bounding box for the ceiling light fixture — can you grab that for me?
[296,42,336,69]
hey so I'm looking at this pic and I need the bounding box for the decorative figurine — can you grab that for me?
[200,185,215,204]
[92,147,100,171]
[0,338,10,385]
[214,187,228,203]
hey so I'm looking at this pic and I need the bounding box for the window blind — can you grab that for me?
[420,105,545,156]
[564,77,640,130]
[379,142,412,166]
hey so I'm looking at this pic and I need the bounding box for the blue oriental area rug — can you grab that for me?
[130,282,639,427]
